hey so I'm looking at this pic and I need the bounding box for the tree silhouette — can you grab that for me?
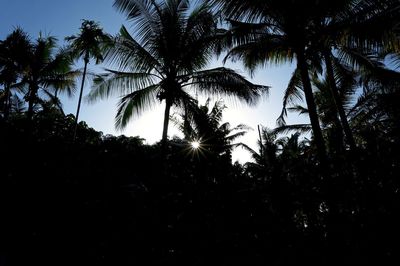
[88,0,268,143]
[66,20,112,141]
[213,0,400,163]
[211,0,330,166]
[17,34,77,121]
[309,0,400,152]
[0,28,31,119]
[172,98,251,160]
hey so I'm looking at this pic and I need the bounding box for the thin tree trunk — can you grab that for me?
[324,51,357,151]
[258,125,263,159]
[53,88,65,115]
[162,97,172,143]
[3,84,11,120]
[73,58,88,142]
[27,100,34,121]
[183,102,191,139]
[27,84,37,121]
[296,50,328,167]
[26,83,38,137]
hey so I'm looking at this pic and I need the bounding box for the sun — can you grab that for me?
[191,140,200,149]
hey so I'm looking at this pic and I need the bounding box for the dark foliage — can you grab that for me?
[1,108,399,266]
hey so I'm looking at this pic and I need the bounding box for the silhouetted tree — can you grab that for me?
[18,34,77,121]
[211,0,329,166]
[88,0,268,143]
[172,98,250,160]
[0,28,30,119]
[66,20,112,141]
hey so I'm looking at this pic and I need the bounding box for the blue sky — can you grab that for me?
[1,0,306,162]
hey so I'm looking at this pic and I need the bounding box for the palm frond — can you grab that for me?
[108,26,162,74]
[113,0,162,43]
[239,142,262,162]
[88,70,159,103]
[233,123,253,131]
[273,124,312,135]
[41,88,64,113]
[224,33,293,75]
[178,3,219,73]
[287,105,309,115]
[386,53,400,69]
[10,94,26,113]
[41,71,78,96]
[336,46,382,71]
[225,130,248,142]
[276,67,303,126]
[115,84,160,129]
[185,67,269,106]
[343,0,400,53]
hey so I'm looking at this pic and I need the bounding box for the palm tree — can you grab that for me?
[312,76,351,154]
[211,0,329,165]
[309,0,400,152]
[19,34,77,121]
[172,98,251,159]
[274,55,400,156]
[88,0,268,143]
[242,126,308,182]
[65,20,112,141]
[275,62,354,147]
[275,69,355,153]
[212,0,400,162]
[347,62,400,145]
[0,28,31,119]
[243,126,279,177]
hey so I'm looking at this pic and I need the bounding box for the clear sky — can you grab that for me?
[1,0,307,162]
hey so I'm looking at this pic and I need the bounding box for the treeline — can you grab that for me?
[0,93,399,265]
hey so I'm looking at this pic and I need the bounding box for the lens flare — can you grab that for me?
[191,141,200,149]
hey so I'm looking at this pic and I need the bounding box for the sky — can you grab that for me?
[0,0,307,163]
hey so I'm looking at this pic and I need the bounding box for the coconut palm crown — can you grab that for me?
[0,28,31,119]
[18,34,77,120]
[89,0,269,142]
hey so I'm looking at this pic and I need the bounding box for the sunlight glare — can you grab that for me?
[191,141,200,149]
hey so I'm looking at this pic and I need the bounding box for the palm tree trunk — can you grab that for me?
[257,125,264,159]
[25,83,38,137]
[162,97,172,143]
[27,84,38,121]
[27,100,34,121]
[3,84,11,120]
[73,58,88,141]
[296,50,328,166]
[324,51,357,151]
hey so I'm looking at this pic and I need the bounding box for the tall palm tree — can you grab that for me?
[0,28,31,119]
[309,0,400,151]
[211,0,329,165]
[89,0,268,143]
[347,62,400,143]
[212,0,399,163]
[19,34,77,121]
[275,61,355,147]
[65,20,112,141]
[274,55,400,155]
